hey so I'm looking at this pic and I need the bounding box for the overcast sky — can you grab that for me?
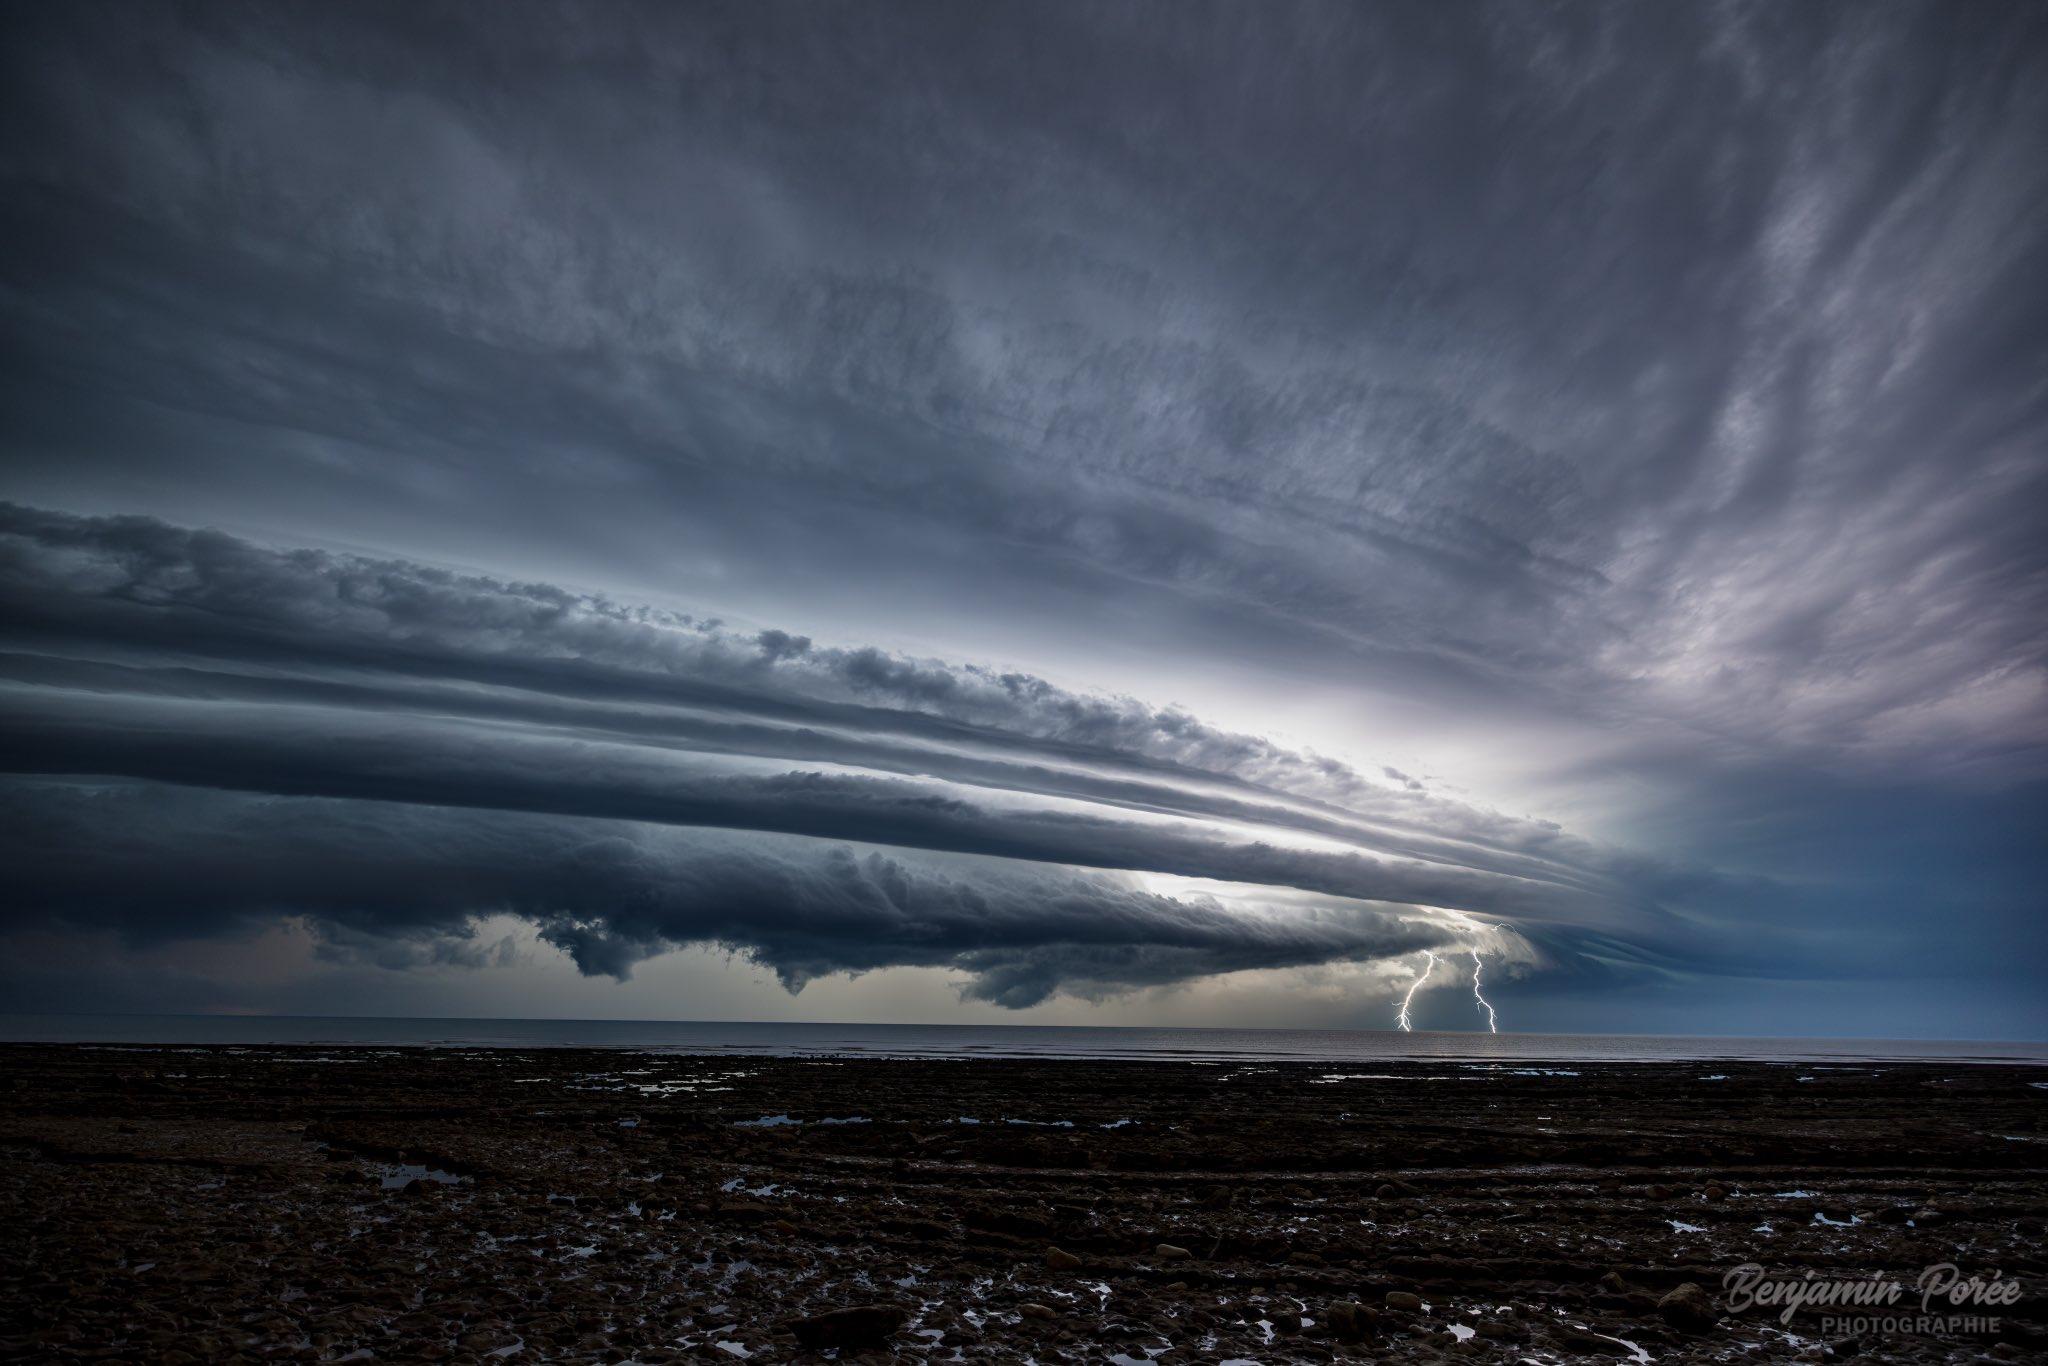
[2,1,2043,1037]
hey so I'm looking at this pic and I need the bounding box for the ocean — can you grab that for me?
[2,1013,2042,1064]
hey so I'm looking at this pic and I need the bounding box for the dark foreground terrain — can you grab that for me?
[2,1046,2043,1363]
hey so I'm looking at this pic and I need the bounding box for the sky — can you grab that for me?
[1,1,2044,1037]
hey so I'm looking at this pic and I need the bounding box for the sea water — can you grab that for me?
[2,1014,2041,1064]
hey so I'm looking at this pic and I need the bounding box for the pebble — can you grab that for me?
[1322,1300,1378,1343]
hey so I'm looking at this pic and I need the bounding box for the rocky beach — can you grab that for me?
[2,1045,2043,1362]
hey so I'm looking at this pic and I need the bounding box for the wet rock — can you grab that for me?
[1045,1245,1082,1270]
[1656,1282,1717,1333]
[1384,1290,1423,1313]
[1994,1321,2048,1352]
[1018,1302,1057,1321]
[1702,1184,1728,1201]
[458,1329,519,1352]
[788,1304,907,1350]
[1322,1301,1378,1343]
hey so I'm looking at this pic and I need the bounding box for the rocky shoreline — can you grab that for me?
[2,1045,2043,1362]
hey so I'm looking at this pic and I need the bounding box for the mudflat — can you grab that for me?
[2,1045,2042,1362]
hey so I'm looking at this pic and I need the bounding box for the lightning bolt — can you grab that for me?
[1470,949,1498,1033]
[1395,950,1437,1032]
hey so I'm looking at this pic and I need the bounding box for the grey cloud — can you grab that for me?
[0,503,1383,804]
[0,505,1722,992]
[0,502,1612,883]
[0,648,1615,899]
[3,779,1463,1008]
[0,687,1622,931]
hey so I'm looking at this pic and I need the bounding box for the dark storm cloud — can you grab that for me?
[0,2,2043,1024]
[2,781,1464,1008]
[0,503,1366,798]
[0,506,1712,999]
[0,503,1615,888]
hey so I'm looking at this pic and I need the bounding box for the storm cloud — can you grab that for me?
[0,506,1601,1002]
[1,2,2043,1031]
[6,780,1482,1009]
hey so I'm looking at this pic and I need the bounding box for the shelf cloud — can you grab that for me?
[3,506,1652,1005]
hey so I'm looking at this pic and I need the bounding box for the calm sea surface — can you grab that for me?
[1,1014,2042,1064]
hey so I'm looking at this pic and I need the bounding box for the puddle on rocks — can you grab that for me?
[371,1162,469,1190]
